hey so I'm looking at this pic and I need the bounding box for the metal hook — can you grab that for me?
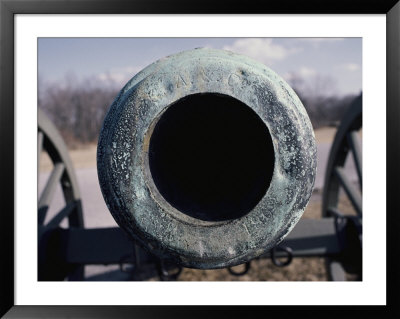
[271,246,293,267]
[228,262,251,276]
[158,260,182,281]
[119,254,135,273]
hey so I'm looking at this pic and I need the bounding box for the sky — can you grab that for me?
[38,38,362,96]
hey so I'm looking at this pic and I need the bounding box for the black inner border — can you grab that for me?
[1,0,399,317]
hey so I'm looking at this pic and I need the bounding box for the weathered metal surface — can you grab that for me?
[97,48,317,269]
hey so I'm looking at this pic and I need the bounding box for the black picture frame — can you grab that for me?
[1,0,399,317]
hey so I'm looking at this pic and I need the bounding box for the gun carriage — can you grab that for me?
[38,49,362,281]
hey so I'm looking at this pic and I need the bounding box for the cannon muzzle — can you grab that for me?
[97,48,316,269]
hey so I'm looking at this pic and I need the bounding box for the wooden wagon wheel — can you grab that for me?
[38,108,85,281]
[322,94,362,281]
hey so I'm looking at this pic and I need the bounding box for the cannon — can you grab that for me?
[38,48,362,281]
[97,48,317,269]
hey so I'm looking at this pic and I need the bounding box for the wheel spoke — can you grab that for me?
[329,259,346,281]
[334,167,362,216]
[46,200,77,228]
[347,130,362,188]
[38,162,65,224]
[327,206,344,218]
[38,131,44,180]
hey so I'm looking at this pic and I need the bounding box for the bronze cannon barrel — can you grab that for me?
[97,48,317,269]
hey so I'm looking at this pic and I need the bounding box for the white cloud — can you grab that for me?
[97,72,125,83]
[223,38,299,65]
[341,63,360,72]
[298,66,317,78]
[295,38,345,48]
[297,38,345,43]
[283,66,317,82]
[282,72,294,82]
[96,66,142,85]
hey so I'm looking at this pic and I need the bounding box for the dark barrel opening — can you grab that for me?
[148,93,274,222]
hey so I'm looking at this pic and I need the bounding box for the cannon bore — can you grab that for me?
[148,93,274,222]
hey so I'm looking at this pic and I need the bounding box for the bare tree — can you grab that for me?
[288,73,358,129]
[38,75,118,148]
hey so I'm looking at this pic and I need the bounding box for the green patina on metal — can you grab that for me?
[97,48,317,269]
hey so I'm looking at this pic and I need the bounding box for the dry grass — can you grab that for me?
[314,126,337,144]
[178,256,328,281]
[39,143,98,171]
